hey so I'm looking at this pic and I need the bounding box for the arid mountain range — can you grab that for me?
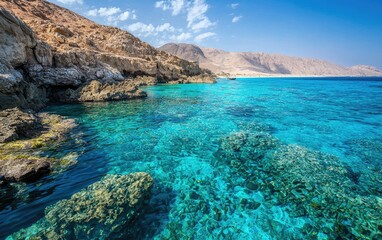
[159,43,382,76]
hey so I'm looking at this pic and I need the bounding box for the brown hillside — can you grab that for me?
[0,0,211,82]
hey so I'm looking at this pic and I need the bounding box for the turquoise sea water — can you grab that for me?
[1,77,382,239]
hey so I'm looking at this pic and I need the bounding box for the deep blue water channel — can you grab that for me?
[1,77,382,239]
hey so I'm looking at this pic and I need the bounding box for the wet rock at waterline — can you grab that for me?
[8,172,154,240]
[0,108,41,143]
[54,79,148,103]
[0,110,78,183]
[0,4,214,111]
[0,158,50,182]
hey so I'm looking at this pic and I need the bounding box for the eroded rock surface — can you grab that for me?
[0,158,50,182]
[9,172,154,240]
[0,108,40,143]
[0,1,214,110]
[55,80,148,102]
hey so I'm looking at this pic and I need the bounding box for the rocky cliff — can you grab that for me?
[0,0,213,111]
[159,43,382,76]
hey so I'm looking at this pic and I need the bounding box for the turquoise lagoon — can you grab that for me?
[1,77,382,239]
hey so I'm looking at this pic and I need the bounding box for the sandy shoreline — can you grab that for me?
[216,75,382,79]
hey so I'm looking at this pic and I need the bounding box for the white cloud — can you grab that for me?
[86,7,137,25]
[231,3,239,9]
[155,0,215,32]
[170,32,192,42]
[87,7,121,17]
[118,11,130,21]
[87,9,98,17]
[155,0,186,16]
[57,0,83,5]
[172,0,186,15]
[194,32,216,42]
[127,22,155,36]
[98,7,121,17]
[156,23,176,32]
[187,0,215,32]
[126,22,176,37]
[232,15,242,23]
[155,1,170,11]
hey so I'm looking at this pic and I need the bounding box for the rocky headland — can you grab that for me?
[0,0,214,184]
[0,0,214,111]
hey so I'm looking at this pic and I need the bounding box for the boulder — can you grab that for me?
[0,108,40,143]
[0,158,50,182]
[55,80,147,102]
[0,111,78,183]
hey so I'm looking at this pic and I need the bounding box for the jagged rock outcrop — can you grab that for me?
[0,0,214,111]
[159,43,382,76]
[56,80,147,102]
[0,108,41,143]
[9,173,154,239]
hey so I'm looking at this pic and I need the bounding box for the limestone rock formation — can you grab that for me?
[9,173,154,239]
[0,0,213,111]
[159,43,382,76]
[55,80,148,103]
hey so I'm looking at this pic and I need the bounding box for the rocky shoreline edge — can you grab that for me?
[0,2,215,238]
[0,2,215,184]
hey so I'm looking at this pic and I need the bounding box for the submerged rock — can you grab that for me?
[9,172,154,240]
[0,110,77,183]
[263,145,382,239]
[215,131,279,165]
[216,131,382,239]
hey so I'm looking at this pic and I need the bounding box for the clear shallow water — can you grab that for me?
[1,77,382,239]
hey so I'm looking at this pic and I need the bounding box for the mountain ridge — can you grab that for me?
[159,43,382,76]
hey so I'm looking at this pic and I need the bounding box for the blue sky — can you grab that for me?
[50,0,382,68]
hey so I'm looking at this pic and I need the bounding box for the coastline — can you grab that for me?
[217,75,382,79]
